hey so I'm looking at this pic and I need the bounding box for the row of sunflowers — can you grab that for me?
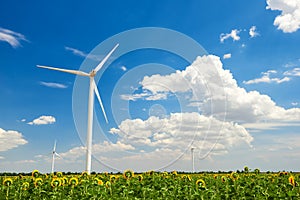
[0,169,299,199]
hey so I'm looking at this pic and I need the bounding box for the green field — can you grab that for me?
[1,169,299,199]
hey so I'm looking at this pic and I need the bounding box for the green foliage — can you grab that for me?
[0,170,299,199]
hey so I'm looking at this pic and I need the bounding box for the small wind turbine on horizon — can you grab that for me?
[51,140,61,174]
[37,44,119,174]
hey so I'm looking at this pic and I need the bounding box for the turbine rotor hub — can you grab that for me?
[90,70,96,77]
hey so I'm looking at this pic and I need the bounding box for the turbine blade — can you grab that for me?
[53,140,57,152]
[55,152,62,159]
[92,79,108,123]
[37,65,89,77]
[94,44,119,73]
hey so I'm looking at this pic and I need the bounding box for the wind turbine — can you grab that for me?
[38,44,119,174]
[51,140,61,174]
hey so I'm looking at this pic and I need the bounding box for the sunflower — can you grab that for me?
[32,169,40,178]
[3,178,13,186]
[34,177,43,187]
[162,171,168,177]
[123,169,134,179]
[69,177,79,186]
[230,172,238,180]
[18,174,23,180]
[98,179,104,186]
[81,171,88,178]
[105,181,111,188]
[221,176,227,182]
[147,170,155,176]
[137,174,143,182]
[42,173,48,179]
[103,172,109,178]
[196,179,206,189]
[51,178,61,188]
[22,182,30,190]
[61,177,68,186]
[278,171,288,176]
[93,178,100,185]
[181,175,191,182]
[56,172,63,178]
[110,175,117,183]
[289,175,296,187]
[172,171,178,177]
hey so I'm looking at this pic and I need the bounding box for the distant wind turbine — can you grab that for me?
[37,44,119,174]
[51,140,61,174]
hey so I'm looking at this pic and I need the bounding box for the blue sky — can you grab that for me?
[1,0,300,173]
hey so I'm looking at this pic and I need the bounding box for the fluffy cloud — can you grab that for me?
[284,68,300,76]
[110,113,253,151]
[0,27,28,48]
[223,53,231,59]
[96,148,195,171]
[108,55,300,170]
[291,102,299,106]
[93,141,135,152]
[126,55,300,125]
[40,81,68,89]
[28,115,56,125]
[121,66,127,71]
[59,141,135,162]
[243,70,290,84]
[0,128,28,152]
[106,112,253,170]
[249,26,259,37]
[266,0,300,33]
[220,29,241,42]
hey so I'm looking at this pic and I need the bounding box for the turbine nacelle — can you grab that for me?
[89,70,97,77]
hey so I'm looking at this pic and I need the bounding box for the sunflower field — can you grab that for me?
[0,169,299,199]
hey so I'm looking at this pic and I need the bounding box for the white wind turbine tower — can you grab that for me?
[51,140,61,174]
[191,147,195,173]
[38,44,119,174]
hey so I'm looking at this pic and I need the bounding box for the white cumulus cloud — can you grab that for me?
[28,115,56,125]
[121,66,127,71]
[284,68,300,76]
[249,26,259,37]
[266,0,300,33]
[0,27,28,48]
[129,55,300,125]
[111,55,300,169]
[110,113,253,153]
[0,128,28,152]
[220,29,241,42]
[243,70,290,84]
[223,53,232,59]
[59,141,135,162]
